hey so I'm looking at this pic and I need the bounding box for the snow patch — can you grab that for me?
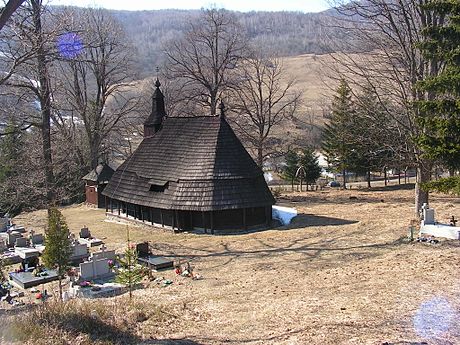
[272,205,297,225]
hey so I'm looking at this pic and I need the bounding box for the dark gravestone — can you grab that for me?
[79,227,91,239]
[9,270,58,289]
[138,256,174,270]
[136,242,150,258]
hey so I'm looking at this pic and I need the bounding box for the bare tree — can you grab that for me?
[54,7,138,170]
[2,0,59,204]
[164,8,247,115]
[325,0,444,215]
[230,54,300,167]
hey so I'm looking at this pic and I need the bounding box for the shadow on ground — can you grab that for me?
[142,339,203,344]
[285,213,358,229]
[370,183,416,192]
[153,228,407,269]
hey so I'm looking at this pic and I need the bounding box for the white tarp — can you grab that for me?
[272,205,297,225]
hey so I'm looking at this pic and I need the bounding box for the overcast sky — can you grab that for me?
[48,0,332,13]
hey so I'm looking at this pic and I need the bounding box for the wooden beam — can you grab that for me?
[175,210,180,231]
[105,196,108,212]
[210,211,214,234]
[160,209,164,227]
[266,206,271,226]
[243,208,247,231]
[202,211,207,234]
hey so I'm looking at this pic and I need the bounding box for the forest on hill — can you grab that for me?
[105,8,357,76]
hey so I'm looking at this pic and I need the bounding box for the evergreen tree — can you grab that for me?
[321,79,356,188]
[353,86,400,187]
[417,1,460,184]
[282,150,299,190]
[299,148,321,188]
[115,244,146,301]
[42,208,73,301]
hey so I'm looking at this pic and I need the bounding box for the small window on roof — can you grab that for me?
[149,181,169,192]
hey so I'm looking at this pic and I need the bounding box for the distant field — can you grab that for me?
[7,187,460,344]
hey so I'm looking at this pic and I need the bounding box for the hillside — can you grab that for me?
[101,8,354,77]
[5,188,460,344]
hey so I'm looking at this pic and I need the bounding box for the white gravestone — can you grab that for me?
[423,208,435,225]
[79,258,112,281]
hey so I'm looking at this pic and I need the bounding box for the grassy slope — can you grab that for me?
[4,188,460,344]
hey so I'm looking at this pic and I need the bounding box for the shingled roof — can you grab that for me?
[102,115,275,211]
[82,163,115,184]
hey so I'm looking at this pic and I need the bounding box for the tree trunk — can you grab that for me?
[32,0,55,205]
[89,132,101,170]
[210,89,218,115]
[367,169,371,188]
[257,145,263,168]
[384,168,387,186]
[58,270,63,302]
[415,161,431,218]
[342,168,347,189]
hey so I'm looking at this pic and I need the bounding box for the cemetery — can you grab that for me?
[0,187,458,344]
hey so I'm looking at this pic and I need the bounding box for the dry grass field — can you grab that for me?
[4,187,460,345]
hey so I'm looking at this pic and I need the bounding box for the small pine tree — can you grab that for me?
[283,150,299,190]
[299,148,322,188]
[115,228,146,301]
[42,208,73,301]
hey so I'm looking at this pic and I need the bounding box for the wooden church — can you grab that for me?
[102,79,275,233]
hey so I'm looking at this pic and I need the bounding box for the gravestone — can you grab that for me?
[9,270,58,289]
[0,232,22,247]
[423,208,435,225]
[70,243,89,263]
[30,234,44,245]
[0,238,6,252]
[136,242,150,258]
[14,247,39,260]
[15,237,28,248]
[91,249,115,261]
[8,225,25,233]
[79,258,112,281]
[80,227,91,239]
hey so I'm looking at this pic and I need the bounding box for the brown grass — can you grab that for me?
[5,187,460,344]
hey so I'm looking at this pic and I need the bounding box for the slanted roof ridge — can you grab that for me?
[165,115,220,120]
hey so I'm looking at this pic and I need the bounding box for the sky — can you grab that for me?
[49,0,332,13]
